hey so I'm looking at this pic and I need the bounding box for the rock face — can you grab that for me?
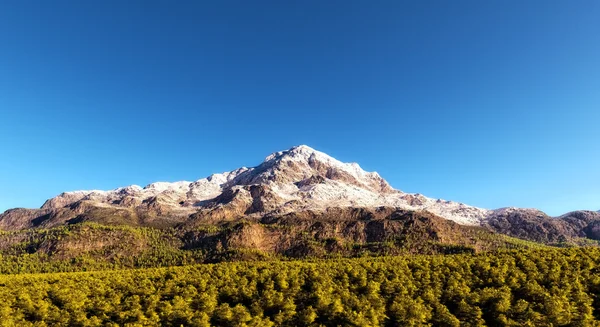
[0,145,598,244]
[485,208,600,243]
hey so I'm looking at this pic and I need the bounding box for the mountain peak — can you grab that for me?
[263,144,320,163]
[289,144,316,152]
[263,145,371,178]
[3,145,493,229]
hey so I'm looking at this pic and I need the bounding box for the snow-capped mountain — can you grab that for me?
[29,145,489,226]
[1,145,597,233]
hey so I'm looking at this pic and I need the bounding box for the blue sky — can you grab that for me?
[0,0,599,215]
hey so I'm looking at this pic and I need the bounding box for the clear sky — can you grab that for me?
[0,0,599,215]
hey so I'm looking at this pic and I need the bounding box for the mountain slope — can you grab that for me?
[0,207,542,274]
[485,208,600,243]
[0,145,490,230]
[0,145,598,247]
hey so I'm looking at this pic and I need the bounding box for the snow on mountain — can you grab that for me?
[35,145,491,225]
[489,207,546,216]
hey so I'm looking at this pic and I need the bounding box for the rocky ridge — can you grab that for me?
[1,145,599,245]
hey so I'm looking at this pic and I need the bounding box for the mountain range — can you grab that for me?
[0,145,599,260]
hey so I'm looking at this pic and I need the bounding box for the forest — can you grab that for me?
[2,247,600,326]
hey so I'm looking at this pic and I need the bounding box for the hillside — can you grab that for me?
[0,207,547,275]
[0,145,598,262]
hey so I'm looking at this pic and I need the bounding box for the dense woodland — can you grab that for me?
[0,247,599,326]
